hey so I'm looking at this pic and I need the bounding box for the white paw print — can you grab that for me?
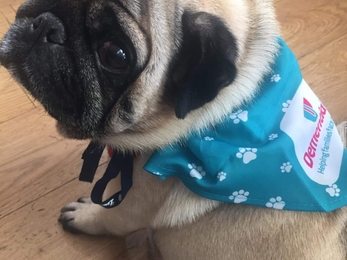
[229,190,249,204]
[271,74,281,83]
[188,164,206,180]
[204,136,214,141]
[269,134,278,141]
[326,184,340,197]
[217,172,227,181]
[266,197,285,210]
[230,110,248,124]
[282,100,292,112]
[153,172,162,176]
[236,148,258,164]
[280,162,292,173]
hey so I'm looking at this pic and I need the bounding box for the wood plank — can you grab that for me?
[0,140,109,217]
[0,67,35,123]
[0,139,87,216]
[0,107,61,166]
[0,6,12,36]
[300,34,347,124]
[10,4,21,12]
[0,172,125,260]
[0,5,15,26]
[276,0,347,58]
[0,107,109,216]
[0,0,23,10]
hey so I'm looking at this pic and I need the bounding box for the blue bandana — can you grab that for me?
[143,38,347,212]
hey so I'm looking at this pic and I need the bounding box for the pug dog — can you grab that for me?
[1,0,347,259]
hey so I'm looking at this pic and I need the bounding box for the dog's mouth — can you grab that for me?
[0,1,139,140]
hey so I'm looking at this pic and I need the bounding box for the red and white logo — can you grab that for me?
[303,98,318,122]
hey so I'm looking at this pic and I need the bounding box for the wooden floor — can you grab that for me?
[0,0,346,259]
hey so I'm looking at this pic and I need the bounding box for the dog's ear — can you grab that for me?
[171,12,238,119]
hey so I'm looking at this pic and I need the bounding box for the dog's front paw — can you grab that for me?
[58,197,107,235]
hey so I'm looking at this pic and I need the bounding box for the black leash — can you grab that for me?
[78,142,133,209]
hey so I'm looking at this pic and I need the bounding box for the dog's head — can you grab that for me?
[0,0,278,151]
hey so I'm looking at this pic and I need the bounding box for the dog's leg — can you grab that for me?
[337,121,347,148]
[115,229,163,260]
[58,155,177,236]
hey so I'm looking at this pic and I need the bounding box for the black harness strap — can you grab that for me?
[79,142,133,209]
[91,152,133,208]
[79,142,105,183]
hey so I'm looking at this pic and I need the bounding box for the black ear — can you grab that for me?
[171,12,238,119]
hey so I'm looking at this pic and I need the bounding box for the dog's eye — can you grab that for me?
[98,42,128,70]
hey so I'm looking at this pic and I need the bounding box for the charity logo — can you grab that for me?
[280,80,343,186]
[303,98,318,122]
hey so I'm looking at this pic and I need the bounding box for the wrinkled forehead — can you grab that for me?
[109,0,146,22]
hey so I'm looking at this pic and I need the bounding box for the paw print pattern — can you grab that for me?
[229,190,249,204]
[269,134,278,141]
[271,74,281,83]
[266,197,285,210]
[217,172,227,181]
[236,148,258,164]
[326,184,340,197]
[188,164,206,180]
[204,137,214,141]
[281,162,292,173]
[230,110,248,124]
[282,100,292,112]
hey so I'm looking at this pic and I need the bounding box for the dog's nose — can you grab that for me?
[31,12,66,45]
